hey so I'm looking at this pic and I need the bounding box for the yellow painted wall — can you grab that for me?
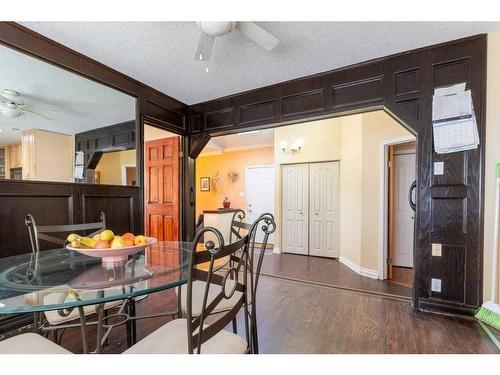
[21,129,74,182]
[339,114,364,266]
[484,31,500,302]
[95,149,136,185]
[195,147,274,218]
[360,111,414,271]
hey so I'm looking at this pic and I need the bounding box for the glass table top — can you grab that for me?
[0,242,193,314]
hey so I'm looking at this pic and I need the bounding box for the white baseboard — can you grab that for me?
[272,246,281,254]
[339,256,379,280]
[359,268,379,280]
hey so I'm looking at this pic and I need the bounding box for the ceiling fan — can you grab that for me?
[195,22,279,61]
[0,89,54,121]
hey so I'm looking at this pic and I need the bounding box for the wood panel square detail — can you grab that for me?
[395,68,420,96]
[431,198,466,234]
[163,165,174,204]
[430,244,465,303]
[332,76,383,108]
[281,90,324,117]
[239,100,275,125]
[206,108,234,130]
[432,152,467,186]
[433,59,469,88]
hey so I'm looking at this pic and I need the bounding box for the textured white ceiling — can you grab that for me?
[0,43,135,144]
[20,22,500,105]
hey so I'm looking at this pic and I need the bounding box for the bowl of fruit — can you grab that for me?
[66,230,156,265]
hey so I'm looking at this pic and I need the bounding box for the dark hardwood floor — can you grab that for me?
[260,253,412,299]
[26,273,498,354]
[390,266,413,288]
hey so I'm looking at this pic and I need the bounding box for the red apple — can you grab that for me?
[95,240,110,249]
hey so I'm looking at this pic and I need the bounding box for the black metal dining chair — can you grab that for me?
[124,226,251,354]
[24,212,128,349]
[176,212,275,353]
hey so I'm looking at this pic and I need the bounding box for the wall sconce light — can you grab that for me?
[279,138,304,155]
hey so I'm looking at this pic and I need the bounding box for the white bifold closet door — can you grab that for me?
[309,162,340,258]
[282,161,339,257]
[282,164,309,255]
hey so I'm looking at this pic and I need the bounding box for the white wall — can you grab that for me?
[483,31,500,302]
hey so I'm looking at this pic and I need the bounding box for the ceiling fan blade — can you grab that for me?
[26,106,60,113]
[22,108,54,121]
[0,90,24,105]
[235,22,279,50]
[195,32,215,61]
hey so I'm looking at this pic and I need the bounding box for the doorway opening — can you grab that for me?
[195,109,416,299]
[143,123,182,242]
[195,129,275,246]
[382,139,417,289]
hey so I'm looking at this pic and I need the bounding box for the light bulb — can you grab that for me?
[293,138,304,148]
[279,140,288,150]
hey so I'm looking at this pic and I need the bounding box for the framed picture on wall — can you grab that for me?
[200,177,210,192]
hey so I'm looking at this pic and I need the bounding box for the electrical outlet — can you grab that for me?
[434,162,444,175]
[431,278,442,292]
[432,243,442,257]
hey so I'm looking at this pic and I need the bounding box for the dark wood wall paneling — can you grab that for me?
[187,35,487,317]
[0,181,141,258]
[75,120,137,177]
[0,22,189,260]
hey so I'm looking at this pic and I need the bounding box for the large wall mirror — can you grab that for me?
[0,43,137,186]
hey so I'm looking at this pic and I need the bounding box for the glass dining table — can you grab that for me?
[0,241,194,353]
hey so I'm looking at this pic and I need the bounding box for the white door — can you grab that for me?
[282,164,309,255]
[393,153,416,267]
[309,162,340,258]
[246,165,275,242]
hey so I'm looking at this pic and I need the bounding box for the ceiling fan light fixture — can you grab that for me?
[1,106,22,118]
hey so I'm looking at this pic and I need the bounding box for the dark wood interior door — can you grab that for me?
[145,137,179,241]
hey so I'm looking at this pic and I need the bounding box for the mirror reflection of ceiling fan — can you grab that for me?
[0,89,55,121]
[195,22,279,61]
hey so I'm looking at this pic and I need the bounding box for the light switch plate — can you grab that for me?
[431,278,442,292]
[432,243,442,257]
[434,162,444,175]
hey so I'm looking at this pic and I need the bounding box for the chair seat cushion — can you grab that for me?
[124,318,247,354]
[43,287,124,325]
[176,280,251,316]
[0,333,71,354]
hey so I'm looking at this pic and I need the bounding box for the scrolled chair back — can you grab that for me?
[246,213,276,295]
[186,226,251,354]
